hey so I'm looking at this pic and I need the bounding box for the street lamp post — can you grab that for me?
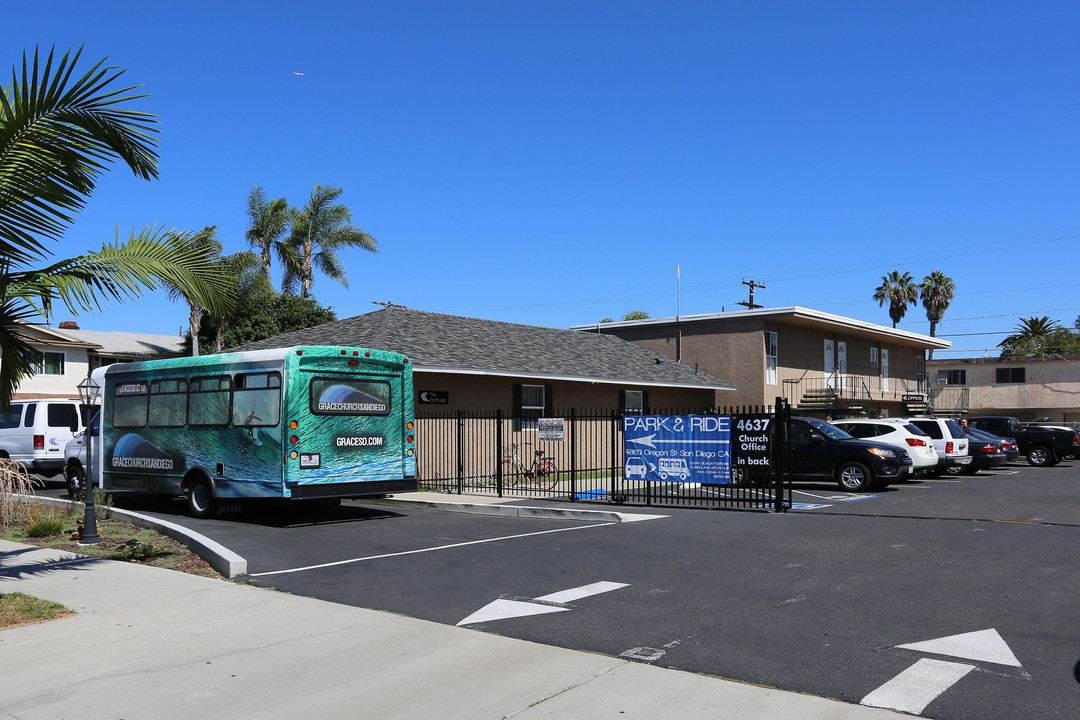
[76,374,101,545]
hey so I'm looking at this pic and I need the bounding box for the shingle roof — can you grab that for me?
[233,307,735,391]
[56,329,183,357]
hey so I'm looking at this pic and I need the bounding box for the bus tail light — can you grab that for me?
[33,435,44,449]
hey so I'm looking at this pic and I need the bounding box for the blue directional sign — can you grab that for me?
[623,415,732,485]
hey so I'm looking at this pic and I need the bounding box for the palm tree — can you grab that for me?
[244,186,291,288]
[284,185,378,298]
[202,250,268,353]
[873,271,918,328]
[0,45,234,407]
[998,316,1062,357]
[919,271,955,360]
[163,227,222,356]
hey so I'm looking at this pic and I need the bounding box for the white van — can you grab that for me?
[0,398,84,477]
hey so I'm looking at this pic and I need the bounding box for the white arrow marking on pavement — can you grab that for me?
[897,628,1022,667]
[534,581,629,604]
[456,599,569,626]
[861,629,1023,714]
[861,658,975,714]
[457,581,629,626]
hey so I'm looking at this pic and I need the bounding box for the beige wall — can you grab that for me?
[413,371,716,413]
[929,356,1080,421]
[595,319,929,409]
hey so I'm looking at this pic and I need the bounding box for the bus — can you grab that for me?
[66,346,416,517]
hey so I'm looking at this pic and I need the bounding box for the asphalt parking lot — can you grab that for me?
[29,460,1080,720]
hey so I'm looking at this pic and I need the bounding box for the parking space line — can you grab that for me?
[249,522,618,578]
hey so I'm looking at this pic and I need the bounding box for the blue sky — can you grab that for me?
[9,1,1080,357]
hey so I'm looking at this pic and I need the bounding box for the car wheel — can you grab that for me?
[836,461,873,492]
[186,478,217,519]
[1026,446,1056,467]
[64,463,84,501]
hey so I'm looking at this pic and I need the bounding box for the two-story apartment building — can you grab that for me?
[573,306,952,418]
[927,355,1080,423]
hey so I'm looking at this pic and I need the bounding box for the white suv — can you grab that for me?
[0,398,84,478]
[830,419,940,474]
[882,417,971,477]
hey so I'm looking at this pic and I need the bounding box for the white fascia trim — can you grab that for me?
[412,365,737,392]
[571,305,950,349]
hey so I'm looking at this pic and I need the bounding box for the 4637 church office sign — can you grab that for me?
[623,415,732,484]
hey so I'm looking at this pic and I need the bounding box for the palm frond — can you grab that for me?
[0,45,160,266]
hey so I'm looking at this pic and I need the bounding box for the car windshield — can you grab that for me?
[803,417,852,440]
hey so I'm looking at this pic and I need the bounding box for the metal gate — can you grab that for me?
[416,402,791,512]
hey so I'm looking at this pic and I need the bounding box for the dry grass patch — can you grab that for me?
[0,592,74,629]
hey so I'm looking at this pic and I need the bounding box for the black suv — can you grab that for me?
[788,417,912,491]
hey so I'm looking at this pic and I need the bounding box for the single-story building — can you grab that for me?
[233,306,736,415]
[572,306,953,418]
[10,321,184,400]
[232,307,738,479]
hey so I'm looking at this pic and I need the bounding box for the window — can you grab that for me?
[870,347,879,367]
[765,332,778,385]
[188,376,232,427]
[113,380,149,428]
[149,379,188,428]
[996,367,1026,384]
[36,351,65,376]
[620,389,645,415]
[513,384,551,431]
[0,405,22,429]
[46,403,78,428]
[938,369,966,385]
[310,377,390,416]
[233,372,281,427]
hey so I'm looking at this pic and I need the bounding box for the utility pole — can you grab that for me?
[737,278,766,310]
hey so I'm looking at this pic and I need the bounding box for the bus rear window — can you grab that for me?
[310,378,391,416]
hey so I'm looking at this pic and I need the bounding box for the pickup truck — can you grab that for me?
[967,416,1079,467]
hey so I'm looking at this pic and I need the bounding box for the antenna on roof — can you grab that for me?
[737,278,766,310]
[372,301,405,308]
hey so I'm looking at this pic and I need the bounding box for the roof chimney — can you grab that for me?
[58,321,79,330]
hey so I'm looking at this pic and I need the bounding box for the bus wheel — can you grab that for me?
[186,479,217,519]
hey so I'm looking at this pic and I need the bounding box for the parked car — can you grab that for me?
[830,418,939,475]
[966,427,1018,463]
[968,416,1079,466]
[0,398,84,478]
[785,416,912,492]
[947,429,1008,475]
[881,417,970,476]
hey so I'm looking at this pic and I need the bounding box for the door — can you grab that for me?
[824,340,836,389]
[837,342,848,393]
[881,349,890,393]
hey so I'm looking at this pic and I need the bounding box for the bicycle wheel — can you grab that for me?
[535,459,559,490]
[501,459,519,487]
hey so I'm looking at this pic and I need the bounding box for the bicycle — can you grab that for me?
[501,443,559,490]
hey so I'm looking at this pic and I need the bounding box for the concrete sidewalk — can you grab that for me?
[0,540,902,720]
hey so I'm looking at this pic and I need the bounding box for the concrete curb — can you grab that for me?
[360,495,666,524]
[14,494,248,579]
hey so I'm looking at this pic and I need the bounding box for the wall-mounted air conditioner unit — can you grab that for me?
[937,377,948,384]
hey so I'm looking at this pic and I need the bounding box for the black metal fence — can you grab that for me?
[416,402,791,512]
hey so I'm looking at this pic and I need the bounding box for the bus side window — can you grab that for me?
[188,375,232,427]
[113,381,148,428]
[232,372,281,427]
[149,378,188,427]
